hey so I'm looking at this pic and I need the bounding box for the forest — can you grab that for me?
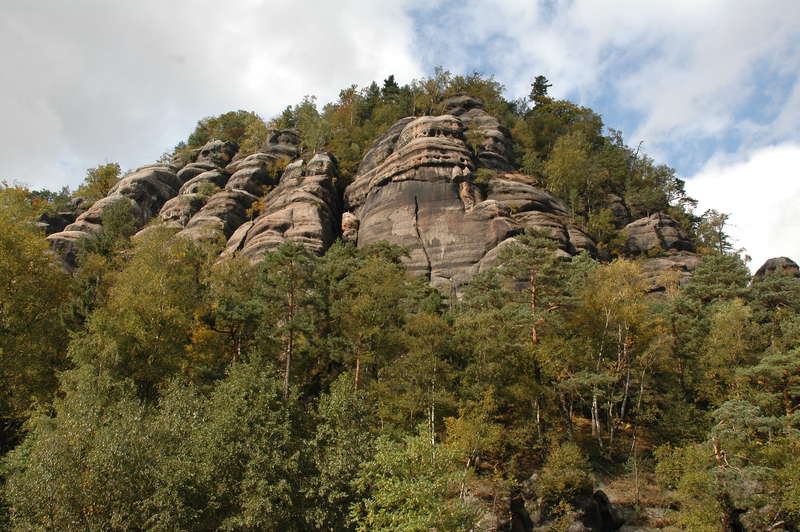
[1,71,799,531]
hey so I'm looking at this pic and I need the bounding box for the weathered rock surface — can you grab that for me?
[150,130,301,243]
[222,152,340,260]
[343,112,593,293]
[36,211,76,235]
[605,194,631,227]
[195,140,239,167]
[47,165,180,266]
[441,94,513,170]
[623,213,693,255]
[177,189,259,245]
[178,170,229,195]
[176,162,217,185]
[754,256,800,280]
[639,252,702,292]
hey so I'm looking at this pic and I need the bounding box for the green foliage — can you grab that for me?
[186,110,266,152]
[0,197,70,425]
[544,131,600,216]
[74,162,121,203]
[351,426,477,531]
[307,373,376,530]
[3,368,155,531]
[2,72,797,529]
[529,75,553,106]
[69,225,214,396]
[536,441,593,505]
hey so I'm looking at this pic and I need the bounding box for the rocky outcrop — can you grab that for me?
[639,252,702,292]
[753,256,800,281]
[623,213,693,255]
[156,131,300,244]
[177,189,259,245]
[343,112,593,293]
[47,165,181,267]
[195,140,239,167]
[36,211,77,235]
[222,152,340,260]
[441,94,513,170]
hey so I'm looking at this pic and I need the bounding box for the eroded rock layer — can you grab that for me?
[222,152,340,261]
[166,131,300,244]
[754,256,800,281]
[47,165,181,266]
[624,213,694,255]
[343,111,593,292]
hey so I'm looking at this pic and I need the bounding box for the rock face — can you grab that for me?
[157,131,301,245]
[441,94,513,170]
[36,211,77,235]
[623,213,693,255]
[640,252,702,292]
[754,256,800,280]
[45,102,717,297]
[222,152,340,261]
[47,165,181,266]
[343,110,593,293]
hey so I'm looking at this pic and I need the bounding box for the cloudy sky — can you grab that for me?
[2,0,798,268]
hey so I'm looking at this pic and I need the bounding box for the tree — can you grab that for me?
[696,298,755,405]
[381,75,400,102]
[373,312,457,436]
[570,259,666,448]
[3,368,158,531]
[306,373,377,530]
[69,225,213,397]
[0,195,70,438]
[695,209,735,255]
[74,162,121,203]
[544,131,601,217]
[351,426,477,531]
[332,254,411,390]
[253,243,319,398]
[170,361,311,531]
[529,75,552,106]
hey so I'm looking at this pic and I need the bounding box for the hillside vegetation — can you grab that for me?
[1,72,799,531]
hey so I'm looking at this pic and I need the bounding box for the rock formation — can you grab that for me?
[222,151,340,261]
[343,107,593,293]
[753,256,800,280]
[619,212,701,292]
[47,165,182,267]
[623,213,693,255]
[152,131,300,245]
[46,99,713,296]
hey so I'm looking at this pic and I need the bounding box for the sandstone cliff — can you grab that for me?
[49,98,703,292]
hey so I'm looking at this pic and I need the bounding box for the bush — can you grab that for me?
[536,442,593,505]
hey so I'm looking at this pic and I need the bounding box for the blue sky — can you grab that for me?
[1,0,798,268]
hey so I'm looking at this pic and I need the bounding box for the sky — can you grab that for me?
[1,0,798,269]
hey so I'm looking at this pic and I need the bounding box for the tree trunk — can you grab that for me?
[354,351,361,391]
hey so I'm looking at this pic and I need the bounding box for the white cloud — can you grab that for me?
[685,143,800,271]
[411,0,800,163]
[0,0,422,191]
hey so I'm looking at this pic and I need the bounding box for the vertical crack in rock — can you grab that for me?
[413,195,432,281]
[233,220,257,254]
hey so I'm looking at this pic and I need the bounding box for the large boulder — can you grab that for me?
[222,152,341,260]
[195,139,239,167]
[177,189,259,245]
[441,94,513,170]
[623,213,693,255]
[47,165,180,267]
[639,252,702,293]
[144,132,303,244]
[753,256,800,281]
[343,113,593,293]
